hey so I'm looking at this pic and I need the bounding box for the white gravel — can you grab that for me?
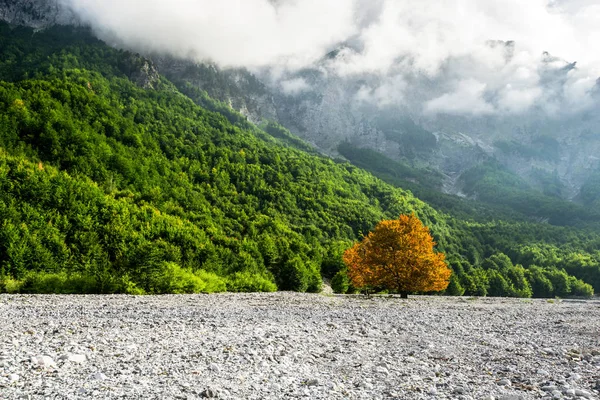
[1,293,599,399]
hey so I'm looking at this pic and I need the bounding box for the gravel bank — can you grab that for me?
[1,293,599,399]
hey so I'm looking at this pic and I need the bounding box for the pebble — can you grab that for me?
[90,372,108,381]
[574,389,592,398]
[31,355,56,369]
[0,293,598,399]
[537,369,550,375]
[59,353,87,363]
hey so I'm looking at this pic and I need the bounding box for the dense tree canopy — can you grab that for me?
[0,22,597,297]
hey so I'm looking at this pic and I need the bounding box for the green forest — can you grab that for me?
[0,23,598,297]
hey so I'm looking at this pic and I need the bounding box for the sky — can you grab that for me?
[59,0,600,116]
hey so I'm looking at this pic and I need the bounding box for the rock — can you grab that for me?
[568,373,581,381]
[200,388,219,398]
[454,386,466,394]
[480,396,495,400]
[31,355,56,369]
[542,385,558,392]
[497,378,511,386]
[208,363,220,373]
[373,366,389,375]
[8,374,19,382]
[89,372,108,381]
[537,369,550,376]
[305,379,319,386]
[59,353,87,363]
[574,389,592,398]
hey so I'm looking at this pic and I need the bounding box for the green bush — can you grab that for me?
[331,270,350,294]
[525,266,555,298]
[445,274,465,296]
[152,262,226,294]
[568,277,594,297]
[305,261,323,293]
[225,271,277,292]
[1,276,24,293]
[278,257,309,292]
[19,271,99,294]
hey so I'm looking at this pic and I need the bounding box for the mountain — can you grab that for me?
[0,5,599,297]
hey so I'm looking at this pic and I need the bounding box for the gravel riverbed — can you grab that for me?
[1,293,599,399]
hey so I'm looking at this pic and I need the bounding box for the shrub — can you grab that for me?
[445,274,465,296]
[331,270,350,294]
[1,276,24,293]
[279,256,309,292]
[568,277,594,297]
[305,261,323,293]
[153,262,226,294]
[19,271,100,294]
[225,271,277,292]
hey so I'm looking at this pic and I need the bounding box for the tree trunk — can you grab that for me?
[400,292,408,299]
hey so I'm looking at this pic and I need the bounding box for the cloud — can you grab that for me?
[425,80,495,116]
[58,0,600,116]
[280,78,311,95]
[59,0,356,69]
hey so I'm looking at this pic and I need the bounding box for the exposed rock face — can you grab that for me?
[154,58,278,125]
[1,0,599,198]
[0,0,78,29]
[124,56,161,90]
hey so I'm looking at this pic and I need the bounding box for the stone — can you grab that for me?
[374,366,389,375]
[208,363,220,373]
[574,389,592,398]
[568,373,581,381]
[454,386,466,394]
[542,385,558,392]
[59,353,87,363]
[200,388,218,398]
[9,374,19,382]
[305,379,319,386]
[497,378,511,386]
[537,369,550,376]
[31,355,56,369]
[90,372,108,381]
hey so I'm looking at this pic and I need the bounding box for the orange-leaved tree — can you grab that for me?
[343,214,451,298]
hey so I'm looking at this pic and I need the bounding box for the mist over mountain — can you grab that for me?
[54,0,600,115]
[2,0,600,199]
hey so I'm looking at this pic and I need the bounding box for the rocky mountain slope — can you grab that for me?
[2,0,599,202]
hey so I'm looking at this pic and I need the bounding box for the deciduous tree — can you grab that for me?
[343,214,451,298]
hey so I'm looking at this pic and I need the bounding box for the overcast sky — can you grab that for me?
[60,0,600,116]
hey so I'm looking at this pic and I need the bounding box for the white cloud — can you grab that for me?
[425,80,495,116]
[59,0,600,116]
[59,0,356,69]
[280,78,311,95]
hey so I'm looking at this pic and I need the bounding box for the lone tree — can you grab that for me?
[343,214,451,298]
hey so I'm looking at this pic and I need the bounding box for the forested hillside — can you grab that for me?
[0,23,598,297]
